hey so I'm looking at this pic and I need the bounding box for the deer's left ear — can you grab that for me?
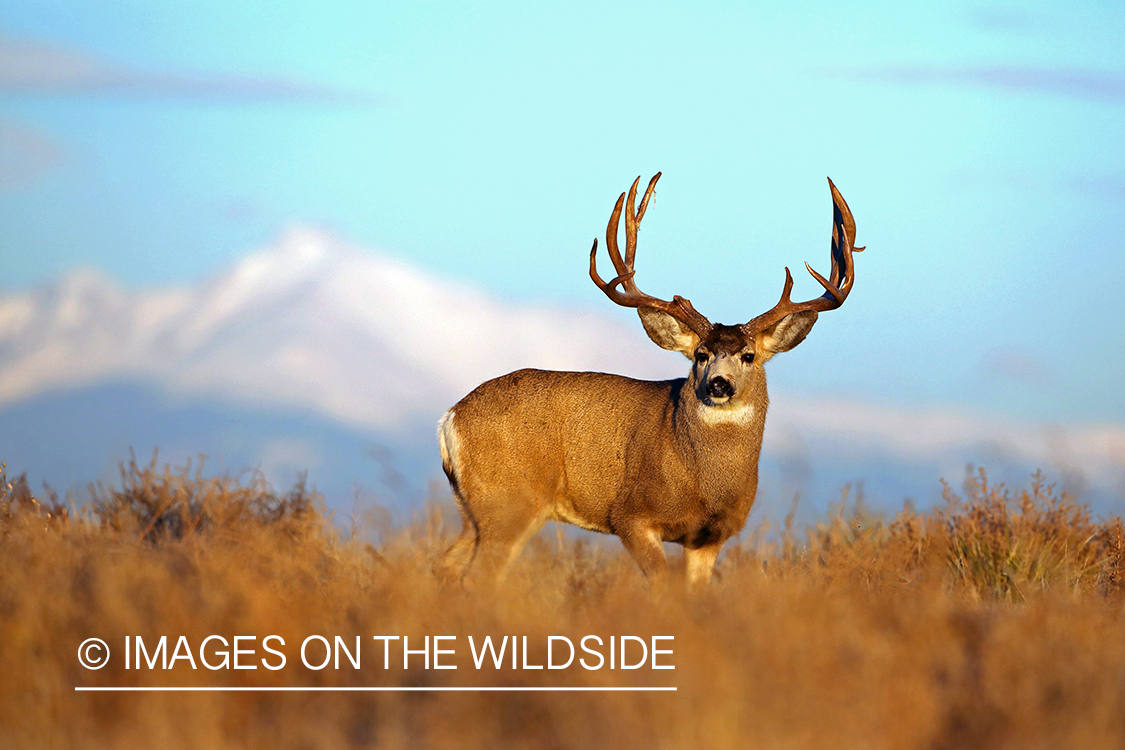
[759,310,818,354]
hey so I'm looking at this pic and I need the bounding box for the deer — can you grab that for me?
[437,173,863,588]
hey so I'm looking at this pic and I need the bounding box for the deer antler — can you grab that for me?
[590,173,713,337]
[742,178,864,334]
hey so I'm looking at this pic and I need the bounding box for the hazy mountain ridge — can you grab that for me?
[1,227,1121,512]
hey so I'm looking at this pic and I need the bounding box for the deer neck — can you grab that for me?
[673,374,769,472]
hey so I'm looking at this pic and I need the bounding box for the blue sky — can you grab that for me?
[2,1,1124,427]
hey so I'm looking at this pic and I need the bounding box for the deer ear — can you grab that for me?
[759,310,818,354]
[638,307,700,358]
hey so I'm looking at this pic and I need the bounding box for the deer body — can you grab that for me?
[439,174,863,587]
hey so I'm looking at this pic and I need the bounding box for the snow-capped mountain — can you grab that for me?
[0,227,678,429]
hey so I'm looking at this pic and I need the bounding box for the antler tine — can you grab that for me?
[635,172,660,225]
[743,178,864,334]
[625,173,661,271]
[604,191,629,277]
[590,173,712,337]
[623,176,640,275]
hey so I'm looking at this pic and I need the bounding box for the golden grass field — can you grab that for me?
[2,458,1124,749]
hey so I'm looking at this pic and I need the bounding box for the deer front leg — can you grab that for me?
[618,524,668,589]
[684,541,724,590]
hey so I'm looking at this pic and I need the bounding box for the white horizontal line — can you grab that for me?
[75,686,676,692]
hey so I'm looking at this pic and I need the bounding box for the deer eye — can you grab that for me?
[694,351,709,365]
[741,352,755,364]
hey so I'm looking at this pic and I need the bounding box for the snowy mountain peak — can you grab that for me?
[265,224,347,265]
[33,267,127,333]
[52,266,119,295]
[220,225,346,296]
[0,227,676,428]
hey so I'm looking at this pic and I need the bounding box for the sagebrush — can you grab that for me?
[2,460,1123,750]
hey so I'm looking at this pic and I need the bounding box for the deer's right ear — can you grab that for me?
[638,307,701,358]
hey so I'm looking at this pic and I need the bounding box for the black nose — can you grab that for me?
[707,376,734,399]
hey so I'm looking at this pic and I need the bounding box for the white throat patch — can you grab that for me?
[697,403,756,426]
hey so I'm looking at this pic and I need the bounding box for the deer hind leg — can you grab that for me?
[436,409,482,582]
[467,498,549,585]
[436,514,479,582]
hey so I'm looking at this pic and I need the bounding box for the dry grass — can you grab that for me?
[2,460,1124,749]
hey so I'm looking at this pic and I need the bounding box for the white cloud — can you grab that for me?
[0,33,379,103]
[770,390,1125,488]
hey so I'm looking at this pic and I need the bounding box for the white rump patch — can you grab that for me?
[437,409,462,477]
[698,403,756,426]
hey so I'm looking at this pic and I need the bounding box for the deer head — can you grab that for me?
[590,173,863,420]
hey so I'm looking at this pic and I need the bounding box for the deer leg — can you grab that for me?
[435,516,479,582]
[469,501,548,585]
[618,525,668,588]
[684,541,724,590]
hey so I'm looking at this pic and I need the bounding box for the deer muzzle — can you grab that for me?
[706,375,735,400]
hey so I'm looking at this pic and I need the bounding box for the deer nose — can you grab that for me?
[707,376,734,399]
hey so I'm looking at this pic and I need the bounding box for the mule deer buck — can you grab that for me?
[438,173,863,587]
